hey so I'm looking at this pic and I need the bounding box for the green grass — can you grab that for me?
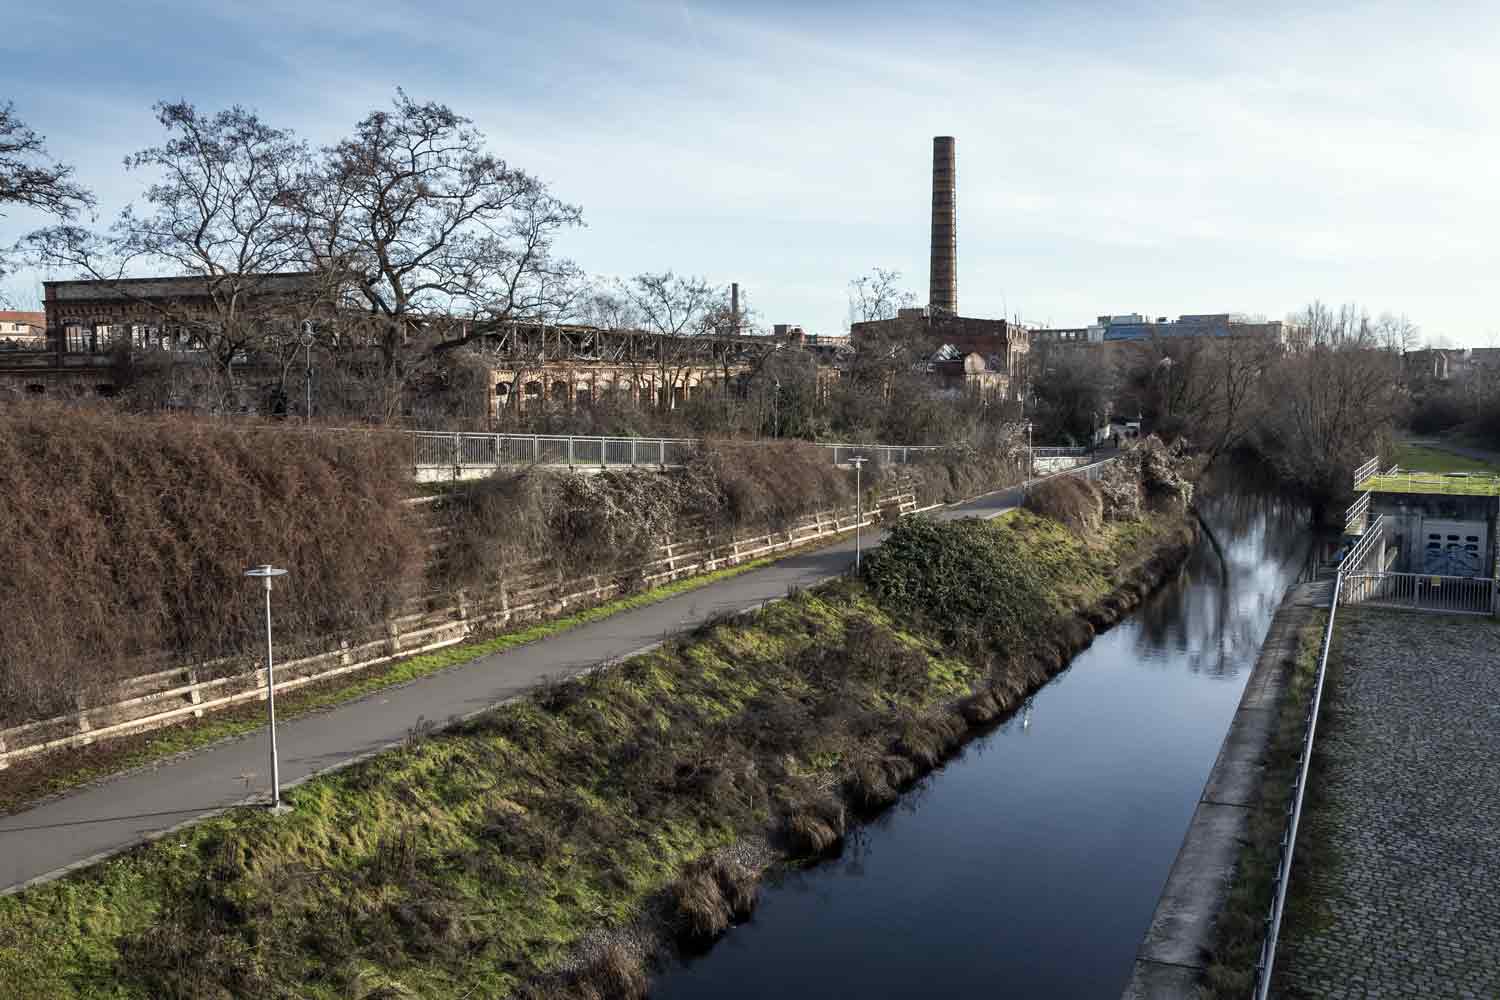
[0,552,790,817]
[0,507,1188,1000]
[1389,442,1500,475]
[1200,610,1330,998]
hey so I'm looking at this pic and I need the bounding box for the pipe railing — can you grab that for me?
[1342,571,1498,616]
[1251,525,1367,996]
[407,432,1088,473]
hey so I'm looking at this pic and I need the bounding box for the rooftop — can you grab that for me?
[1356,469,1500,497]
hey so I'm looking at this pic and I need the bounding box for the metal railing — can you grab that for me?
[1253,540,1353,997]
[1352,455,1380,487]
[1355,468,1500,497]
[1255,515,1495,995]
[1343,571,1498,616]
[405,431,1010,473]
[1342,493,1370,536]
[1032,445,1091,458]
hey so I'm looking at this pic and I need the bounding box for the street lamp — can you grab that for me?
[299,321,315,425]
[772,378,781,439]
[849,456,867,572]
[244,564,290,813]
[1023,421,1034,497]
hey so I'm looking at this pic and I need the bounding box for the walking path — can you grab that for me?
[0,465,1101,895]
[1275,609,1500,998]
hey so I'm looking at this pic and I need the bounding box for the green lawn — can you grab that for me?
[1390,442,1500,475]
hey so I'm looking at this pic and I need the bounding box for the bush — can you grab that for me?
[436,439,865,592]
[0,405,417,724]
[1023,476,1103,535]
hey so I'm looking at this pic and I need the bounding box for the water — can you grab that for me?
[652,486,1310,999]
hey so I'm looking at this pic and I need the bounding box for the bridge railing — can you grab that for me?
[409,431,968,476]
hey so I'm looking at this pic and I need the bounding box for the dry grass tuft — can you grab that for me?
[782,798,847,858]
[1023,475,1104,535]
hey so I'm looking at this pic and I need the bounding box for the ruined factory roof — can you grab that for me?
[1356,469,1500,497]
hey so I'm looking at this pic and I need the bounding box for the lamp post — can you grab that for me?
[244,565,290,813]
[850,456,867,572]
[772,378,781,439]
[1023,421,1034,497]
[299,321,314,425]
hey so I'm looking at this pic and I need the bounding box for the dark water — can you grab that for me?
[652,487,1310,999]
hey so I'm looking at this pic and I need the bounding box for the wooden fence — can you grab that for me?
[0,484,931,770]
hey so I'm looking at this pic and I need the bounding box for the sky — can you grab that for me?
[4,0,1498,345]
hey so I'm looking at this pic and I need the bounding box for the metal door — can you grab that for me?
[1420,519,1487,577]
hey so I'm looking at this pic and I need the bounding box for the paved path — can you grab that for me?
[1275,609,1500,999]
[0,465,1103,894]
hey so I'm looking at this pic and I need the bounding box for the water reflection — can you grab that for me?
[652,478,1310,1000]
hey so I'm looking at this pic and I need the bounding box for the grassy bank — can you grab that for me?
[0,553,787,819]
[0,506,1194,1000]
[1390,441,1500,475]
[1200,612,1335,997]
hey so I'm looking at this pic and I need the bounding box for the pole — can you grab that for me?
[850,457,867,572]
[304,343,312,425]
[263,578,280,808]
[245,565,289,813]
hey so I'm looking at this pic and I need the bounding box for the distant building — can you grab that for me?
[0,311,45,348]
[850,306,1030,404]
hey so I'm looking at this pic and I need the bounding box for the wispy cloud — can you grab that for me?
[4,0,1496,343]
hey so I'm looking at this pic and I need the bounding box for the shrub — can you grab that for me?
[1023,476,1104,535]
[0,405,417,725]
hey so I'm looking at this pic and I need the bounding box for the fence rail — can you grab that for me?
[1343,571,1498,616]
[407,431,1091,481]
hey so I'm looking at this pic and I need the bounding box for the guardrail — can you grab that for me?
[408,432,950,475]
[407,431,1093,481]
[1343,571,1498,616]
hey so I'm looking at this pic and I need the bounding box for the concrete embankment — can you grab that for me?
[1120,579,1331,998]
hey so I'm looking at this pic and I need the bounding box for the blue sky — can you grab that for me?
[5,0,1497,344]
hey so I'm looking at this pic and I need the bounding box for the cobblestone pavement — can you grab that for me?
[1276,609,1500,999]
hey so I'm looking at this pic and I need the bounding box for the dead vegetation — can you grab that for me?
[434,438,868,592]
[1023,475,1105,535]
[0,405,416,726]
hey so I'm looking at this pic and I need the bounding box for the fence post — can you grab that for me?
[659,439,666,468]
[631,438,638,466]
[187,668,204,719]
[452,433,462,478]
[567,436,574,467]
[493,433,501,469]
[533,435,540,463]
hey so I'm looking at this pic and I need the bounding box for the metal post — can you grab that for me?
[300,321,314,426]
[244,565,289,813]
[850,457,867,572]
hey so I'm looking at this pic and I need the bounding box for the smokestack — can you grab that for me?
[929,136,957,315]
[731,282,739,334]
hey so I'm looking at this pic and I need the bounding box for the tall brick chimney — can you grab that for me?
[929,136,957,315]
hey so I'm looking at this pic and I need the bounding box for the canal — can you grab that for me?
[652,486,1310,998]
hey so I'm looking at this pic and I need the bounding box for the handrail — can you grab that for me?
[1253,538,1358,997]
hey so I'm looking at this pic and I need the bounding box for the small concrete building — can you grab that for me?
[1357,469,1500,579]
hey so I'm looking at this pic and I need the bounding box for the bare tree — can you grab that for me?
[308,90,584,418]
[847,266,916,324]
[26,102,313,405]
[0,103,93,293]
[619,271,728,408]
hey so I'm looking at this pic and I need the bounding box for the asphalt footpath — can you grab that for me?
[0,462,1107,895]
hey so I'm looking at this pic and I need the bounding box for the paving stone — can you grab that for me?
[1275,610,1500,999]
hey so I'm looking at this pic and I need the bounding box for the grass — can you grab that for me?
[1200,610,1332,998]
[0,552,790,818]
[0,506,1191,1000]
[1388,441,1500,475]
